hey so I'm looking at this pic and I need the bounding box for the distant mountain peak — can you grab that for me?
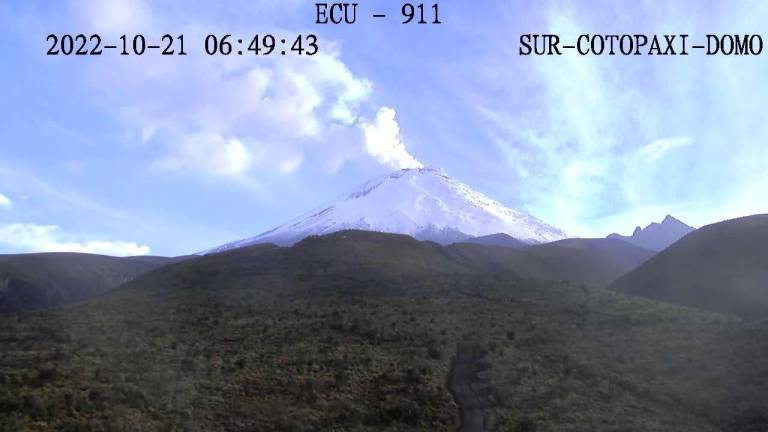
[610,214,768,318]
[608,215,695,252]
[204,167,567,254]
[661,214,689,227]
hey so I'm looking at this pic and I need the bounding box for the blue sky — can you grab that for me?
[1,0,767,256]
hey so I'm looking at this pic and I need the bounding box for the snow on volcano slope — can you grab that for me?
[204,167,567,253]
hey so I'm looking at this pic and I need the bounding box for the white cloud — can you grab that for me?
[70,0,153,34]
[639,137,692,163]
[57,1,417,183]
[362,107,423,170]
[155,133,252,178]
[0,193,11,208]
[84,26,373,180]
[277,153,304,174]
[0,224,150,256]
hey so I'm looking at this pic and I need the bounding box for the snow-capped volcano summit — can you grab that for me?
[205,167,567,253]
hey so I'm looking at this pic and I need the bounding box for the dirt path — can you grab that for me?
[448,341,492,432]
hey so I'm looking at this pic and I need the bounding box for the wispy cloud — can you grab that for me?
[0,165,129,222]
[0,224,150,256]
[0,193,11,208]
[73,0,376,181]
[67,0,438,181]
[472,1,768,235]
[639,137,692,163]
[70,0,154,34]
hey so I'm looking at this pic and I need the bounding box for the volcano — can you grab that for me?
[205,167,567,253]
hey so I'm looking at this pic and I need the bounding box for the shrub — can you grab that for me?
[515,417,537,432]
[427,346,442,360]
[379,397,421,426]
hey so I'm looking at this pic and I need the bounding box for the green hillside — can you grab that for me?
[449,237,654,287]
[610,215,768,319]
[0,253,191,313]
[0,231,765,431]
[459,233,528,249]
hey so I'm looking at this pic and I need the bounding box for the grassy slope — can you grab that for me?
[459,233,529,249]
[0,253,191,313]
[449,238,654,287]
[610,215,768,318]
[0,231,766,431]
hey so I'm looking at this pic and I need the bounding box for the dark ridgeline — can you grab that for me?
[0,228,766,430]
[450,237,654,288]
[610,214,768,319]
[0,253,193,313]
[0,231,654,314]
[460,233,529,249]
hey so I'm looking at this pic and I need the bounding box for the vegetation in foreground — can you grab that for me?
[0,232,766,431]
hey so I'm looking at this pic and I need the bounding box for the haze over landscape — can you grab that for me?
[2,1,768,431]
[3,213,768,430]
[2,0,768,256]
